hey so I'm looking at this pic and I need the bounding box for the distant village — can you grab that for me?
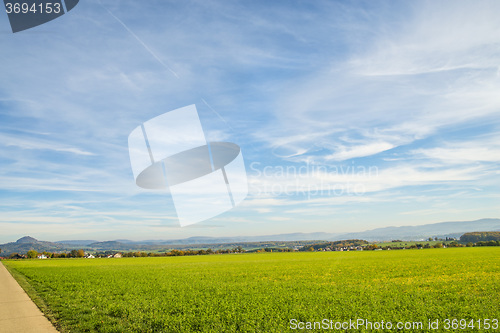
[1,231,499,260]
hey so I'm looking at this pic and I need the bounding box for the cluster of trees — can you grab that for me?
[426,237,458,241]
[460,232,500,243]
[248,247,293,253]
[170,247,242,256]
[368,240,500,251]
[473,240,500,247]
[399,242,455,249]
[300,239,500,252]
[5,247,249,259]
[9,249,87,259]
[299,239,369,252]
[121,247,247,257]
[363,243,443,250]
[368,241,478,251]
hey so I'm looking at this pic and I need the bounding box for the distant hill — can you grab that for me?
[16,236,38,243]
[460,231,500,243]
[333,218,500,241]
[1,218,499,256]
[137,232,339,245]
[138,219,500,244]
[56,240,97,246]
[0,236,66,256]
[87,241,148,251]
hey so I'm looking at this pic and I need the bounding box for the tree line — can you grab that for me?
[460,232,500,243]
[2,235,499,259]
[7,249,87,259]
[3,247,248,259]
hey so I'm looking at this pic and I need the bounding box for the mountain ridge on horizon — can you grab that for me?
[62,217,500,245]
[1,218,499,256]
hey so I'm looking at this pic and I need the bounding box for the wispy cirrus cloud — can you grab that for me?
[255,1,500,166]
[410,137,500,165]
[0,133,95,156]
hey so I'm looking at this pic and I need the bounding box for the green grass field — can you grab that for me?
[3,247,500,332]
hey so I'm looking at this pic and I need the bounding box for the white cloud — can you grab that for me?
[0,133,95,156]
[249,163,485,198]
[350,1,500,76]
[325,141,395,161]
[253,1,500,166]
[413,146,500,164]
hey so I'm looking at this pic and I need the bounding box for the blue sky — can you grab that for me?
[0,0,499,243]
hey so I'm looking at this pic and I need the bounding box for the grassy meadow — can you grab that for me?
[3,247,500,332]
